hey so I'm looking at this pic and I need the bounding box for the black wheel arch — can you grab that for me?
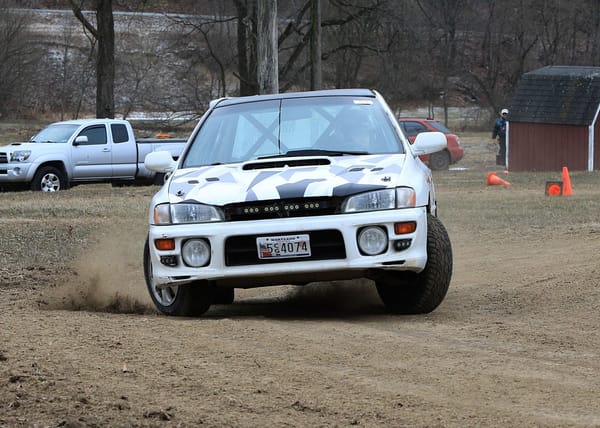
[32,161,69,181]
[30,162,70,190]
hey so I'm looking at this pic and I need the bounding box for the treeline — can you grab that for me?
[1,0,599,127]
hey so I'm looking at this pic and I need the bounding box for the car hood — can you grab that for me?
[1,142,34,150]
[0,142,65,153]
[167,154,407,205]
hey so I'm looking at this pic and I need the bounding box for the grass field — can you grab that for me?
[2,127,600,426]
[1,130,599,270]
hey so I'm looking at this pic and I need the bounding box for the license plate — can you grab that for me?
[256,234,311,259]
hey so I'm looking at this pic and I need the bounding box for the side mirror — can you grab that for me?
[145,150,177,173]
[411,131,446,155]
[73,135,88,146]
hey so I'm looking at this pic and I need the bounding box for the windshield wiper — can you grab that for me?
[257,149,368,159]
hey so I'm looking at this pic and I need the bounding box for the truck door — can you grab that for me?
[71,124,112,179]
[110,123,137,178]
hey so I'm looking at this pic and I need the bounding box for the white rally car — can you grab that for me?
[143,89,453,316]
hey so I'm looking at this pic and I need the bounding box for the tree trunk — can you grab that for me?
[69,0,115,118]
[95,0,115,118]
[234,0,257,96]
[257,0,278,94]
[310,0,321,90]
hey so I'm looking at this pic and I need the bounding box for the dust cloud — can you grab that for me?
[43,223,155,314]
[42,221,384,317]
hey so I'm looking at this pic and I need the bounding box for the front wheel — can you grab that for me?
[214,288,235,304]
[143,237,214,316]
[376,215,452,314]
[31,166,67,192]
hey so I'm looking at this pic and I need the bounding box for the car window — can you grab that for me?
[78,125,107,145]
[183,96,403,168]
[401,121,429,137]
[30,124,79,143]
[111,124,129,143]
[428,121,452,134]
[184,100,281,167]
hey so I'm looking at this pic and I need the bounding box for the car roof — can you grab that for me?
[50,119,128,126]
[397,118,439,122]
[212,88,377,108]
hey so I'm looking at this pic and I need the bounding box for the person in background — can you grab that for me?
[492,108,508,166]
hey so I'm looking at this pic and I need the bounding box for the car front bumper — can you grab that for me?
[147,207,429,288]
[0,163,34,183]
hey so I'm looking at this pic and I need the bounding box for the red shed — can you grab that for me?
[507,66,600,171]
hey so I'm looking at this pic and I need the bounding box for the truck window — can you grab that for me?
[111,124,129,143]
[78,125,107,145]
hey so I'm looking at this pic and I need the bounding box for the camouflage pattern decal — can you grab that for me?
[168,154,406,205]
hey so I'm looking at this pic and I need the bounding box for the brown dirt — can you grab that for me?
[2,135,600,427]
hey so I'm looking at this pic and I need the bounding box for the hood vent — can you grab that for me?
[243,158,330,170]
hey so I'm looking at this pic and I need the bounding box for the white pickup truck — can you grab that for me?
[0,118,187,192]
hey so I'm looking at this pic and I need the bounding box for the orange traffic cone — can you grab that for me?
[486,172,511,186]
[561,166,572,195]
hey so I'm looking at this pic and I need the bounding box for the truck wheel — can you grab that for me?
[143,237,214,316]
[428,150,450,170]
[376,215,452,314]
[31,166,66,192]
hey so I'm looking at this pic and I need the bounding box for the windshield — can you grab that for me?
[182,96,403,168]
[30,124,79,143]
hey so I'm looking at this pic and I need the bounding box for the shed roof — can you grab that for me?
[509,66,600,126]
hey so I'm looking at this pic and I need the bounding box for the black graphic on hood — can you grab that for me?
[275,179,328,199]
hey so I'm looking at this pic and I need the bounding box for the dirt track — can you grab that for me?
[2,137,600,427]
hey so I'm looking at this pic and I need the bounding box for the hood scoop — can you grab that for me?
[243,157,330,170]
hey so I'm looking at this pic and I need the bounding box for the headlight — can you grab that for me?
[153,203,224,225]
[10,150,31,162]
[342,187,415,212]
[395,187,416,208]
[343,189,395,212]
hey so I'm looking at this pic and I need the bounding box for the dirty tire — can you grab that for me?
[376,215,452,314]
[152,173,166,185]
[143,237,214,316]
[31,166,66,192]
[429,150,451,170]
[214,288,235,305]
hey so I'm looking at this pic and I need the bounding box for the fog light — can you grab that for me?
[181,239,211,267]
[394,239,412,251]
[357,226,388,255]
[160,255,178,267]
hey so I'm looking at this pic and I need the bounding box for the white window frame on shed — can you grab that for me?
[589,103,600,171]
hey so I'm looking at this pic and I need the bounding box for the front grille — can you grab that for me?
[225,229,345,266]
[0,152,7,164]
[223,197,342,221]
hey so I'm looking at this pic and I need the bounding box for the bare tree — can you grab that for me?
[310,0,322,89]
[233,0,258,95]
[0,6,41,118]
[69,0,115,118]
[257,0,278,93]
